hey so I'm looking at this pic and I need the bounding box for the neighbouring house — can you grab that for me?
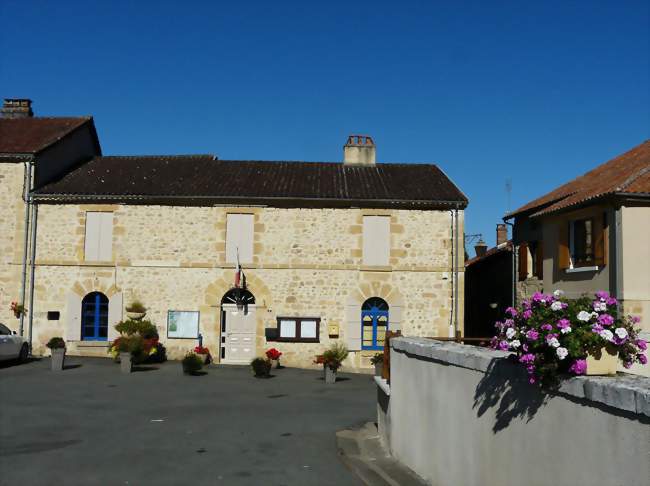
[464,224,513,338]
[0,99,468,370]
[505,140,650,375]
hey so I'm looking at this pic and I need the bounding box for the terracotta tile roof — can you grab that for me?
[34,155,468,209]
[465,241,513,267]
[0,117,93,154]
[507,140,650,218]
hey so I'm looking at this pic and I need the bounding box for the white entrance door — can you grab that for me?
[221,304,256,364]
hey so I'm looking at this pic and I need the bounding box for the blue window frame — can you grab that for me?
[361,297,389,350]
[81,292,109,341]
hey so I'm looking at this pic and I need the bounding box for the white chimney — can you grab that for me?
[343,135,376,165]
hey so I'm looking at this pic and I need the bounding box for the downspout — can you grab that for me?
[454,206,460,338]
[27,201,38,353]
[504,220,516,307]
[19,160,33,336]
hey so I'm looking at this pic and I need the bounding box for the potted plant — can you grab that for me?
[10,301,25,319]
[265,348,282,368]
[110,335,145,374]
[491,290,647,388]
[46,337,66,372]
[125,300,147,320]
[182,352,204,375]
[370,353,384,376]
[110,319,165,364]
[251,357,272,378]
[321,342,349,384]
[194,345,212,365]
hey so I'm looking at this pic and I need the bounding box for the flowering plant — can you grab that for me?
[194,345,212,364]
[10,301,25,317]
[265,348,282,360]
[491,290,647,387]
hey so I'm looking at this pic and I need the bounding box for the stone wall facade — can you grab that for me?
[22,203,464,370]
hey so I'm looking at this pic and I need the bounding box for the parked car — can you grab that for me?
[0,323,28,362]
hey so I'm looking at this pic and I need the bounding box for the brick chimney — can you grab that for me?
[496,224,508,246]
[344,135,375,165]
[474,239,488,258]
[1,99,33,118]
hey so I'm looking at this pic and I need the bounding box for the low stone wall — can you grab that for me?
[378,337,650,486]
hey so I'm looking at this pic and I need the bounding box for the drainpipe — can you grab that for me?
[19,160,33,336]
[454,206,460,338]
[27,202,38,353]
[448,210,455,338]
[504,220,516,307]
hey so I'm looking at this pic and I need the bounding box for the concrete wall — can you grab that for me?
[20,203,465,369]
[379,337,650,486]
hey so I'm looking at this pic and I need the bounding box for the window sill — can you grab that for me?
[565,266,599,273]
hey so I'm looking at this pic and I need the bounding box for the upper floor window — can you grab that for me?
[559,213,607,271]
[362,216,390,266]
[569,219,594,267]
[84,212,113,261]
[226,214,254,264]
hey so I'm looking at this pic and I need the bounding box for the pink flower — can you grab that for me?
[498,341,509,351]
[606,297,617,306]
[638,354,648,365]
[637,339,647,351]
[541,323,553,332]
[526,329,539,341]
[505,307,518,317]
[597,314,614,326]
[591,323,604,333]
[595,290,610,301]
[623,361,633,369]
[631,316,641,324]
[522,310,533,320]
[519,353,535,365]
[569,359,587,375]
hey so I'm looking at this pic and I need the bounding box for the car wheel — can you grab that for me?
[18,343,29,362]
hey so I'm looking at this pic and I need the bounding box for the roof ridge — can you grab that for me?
[617,165,650,191]
[97,154,215,159]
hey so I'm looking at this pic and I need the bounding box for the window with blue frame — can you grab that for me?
[361,297,389,350]
[81,292,109,341]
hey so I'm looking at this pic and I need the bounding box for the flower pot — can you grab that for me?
[51,348,65,372]
[126,311,146,320]
[586,348,618,376]
[325,366,337,384]
[120,352,133,374]
[374,362,383,377]
[271,359,280,369]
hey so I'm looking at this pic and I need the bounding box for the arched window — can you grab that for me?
[361,297,389,350]
[81,292,109,341]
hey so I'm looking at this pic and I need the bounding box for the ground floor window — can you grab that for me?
[362,297,389,350]
[81,292,108,341]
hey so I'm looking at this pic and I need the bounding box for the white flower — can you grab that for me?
[505,328,517,339]
[614,328,628,339]
[553,289,565,298]
[556,347,568,360]
[599,329,614,342]
[510,339,521,349]
[594,302,606,312]
[551,301,563,311]
[548,337,560,348]
[591,312,599,319]
[577,311,592,322]
[560,326,572,334]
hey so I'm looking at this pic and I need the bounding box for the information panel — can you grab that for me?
[167,310,200,339]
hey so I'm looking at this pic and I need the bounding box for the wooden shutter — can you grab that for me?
[107,292,122,341]
[518,243,528,280]
[558,223,570,269]
[593,213,607,266]
[98,213,114,261]
[65,292,82,341]
[84,213,101,261]
[535,242,544,279]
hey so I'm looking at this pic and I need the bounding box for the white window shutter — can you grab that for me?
[99,213,114,261]
[84,213,101,261]
[226,214,254,264]
[363,216,390,265]
[107,292,122,341]
[345,303,362,351]
[65,292,82,341]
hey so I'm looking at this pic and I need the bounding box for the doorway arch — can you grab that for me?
[219,288,256,363]
[81,292,109,341]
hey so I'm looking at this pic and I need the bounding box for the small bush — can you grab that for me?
[115,319,158,339]
[125,300,147,313]
[182,352,203,374]
[322,342,349,371]
[144,342,167,363]
[251,357,272,377]
[111,335,146,363]
[46,337,66,350]
[370,353,384,365]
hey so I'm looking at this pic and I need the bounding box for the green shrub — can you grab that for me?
[113,335,146,363]
[322,342,349,371]
[125,300,147,313]
[250,357,272,377]
[46,337,66,349]
[370,353,384,365]
[182,352,203,374]
[115,319,158,339]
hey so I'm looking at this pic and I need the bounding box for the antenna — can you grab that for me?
[505,178,512,212]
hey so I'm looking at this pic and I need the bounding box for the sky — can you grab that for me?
[1,0,648,251]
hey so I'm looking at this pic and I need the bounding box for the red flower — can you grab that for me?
[194,346,210,355]
[266,348,282,360]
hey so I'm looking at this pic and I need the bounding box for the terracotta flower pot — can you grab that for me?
[586,348,618,376]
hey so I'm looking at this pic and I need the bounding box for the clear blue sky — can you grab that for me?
[2,0,648,250]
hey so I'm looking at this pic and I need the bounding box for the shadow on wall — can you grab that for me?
[473,357,548,433]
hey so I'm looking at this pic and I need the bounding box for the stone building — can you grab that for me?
[1,101,467,370]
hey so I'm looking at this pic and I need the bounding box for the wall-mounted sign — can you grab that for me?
[167,310,200,339]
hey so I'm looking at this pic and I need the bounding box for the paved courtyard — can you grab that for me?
[0,357,376,485]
